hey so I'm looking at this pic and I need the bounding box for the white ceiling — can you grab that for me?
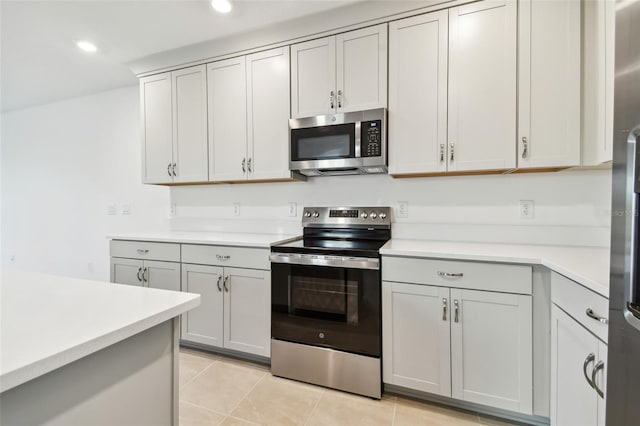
[0,0,357,113]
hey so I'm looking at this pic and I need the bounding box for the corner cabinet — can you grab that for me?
[382,257,533,415]
[517,0,581,169]
[389,0,517,175]
[140,65,208,184]
[291,24,387,119]
[208,47,291,182]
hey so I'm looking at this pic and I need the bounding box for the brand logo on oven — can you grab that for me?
[318,332,325,339]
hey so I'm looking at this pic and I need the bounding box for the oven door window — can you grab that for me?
[272,263,380,357]
[291,124,355,161]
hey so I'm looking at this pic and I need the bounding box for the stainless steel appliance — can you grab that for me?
[607,1,640,424]
[270,206,391,398]
[289,109,387,176]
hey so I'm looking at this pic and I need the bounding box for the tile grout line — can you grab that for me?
[180,358,219,390]
[391,399,398,426]
[302,387,327,426]
[226,369,269,418]
[180,399,229,419]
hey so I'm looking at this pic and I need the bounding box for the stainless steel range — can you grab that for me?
[270,206,391,399]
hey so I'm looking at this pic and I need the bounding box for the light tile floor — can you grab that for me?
[179,348,520,426]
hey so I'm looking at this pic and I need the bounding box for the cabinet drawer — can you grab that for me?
[551,272,608,343]
[110,240,180,262]
[382,256,532,294]
[181,244,269,270]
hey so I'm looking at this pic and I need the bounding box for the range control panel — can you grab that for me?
[361,120,382,157]
[302,207,392,228]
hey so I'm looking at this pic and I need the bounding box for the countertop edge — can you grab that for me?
[106,234,300,248]
[0,294,200,394]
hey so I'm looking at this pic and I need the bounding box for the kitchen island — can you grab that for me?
[0,269,200,426]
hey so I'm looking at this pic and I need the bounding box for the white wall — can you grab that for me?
[1,86,169,280]
[1,85,613,282]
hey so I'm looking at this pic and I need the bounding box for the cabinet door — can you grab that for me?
[208,57,248,182]
[382,282,451,396]
[448,1,517,172]
[451,288,532,414]
[388,11,448,175]
[596,341,607,426]
[140,72,173,183]
[144,260,180,292]
[181,264,224,347]
[223,267,270,357]
[172,65,208,183]
[291,37,336,118]
[336,24,388,113]
[246,47,291,180]
[518,0,580,169]
[550,305,599,426]
[110,258,144,287]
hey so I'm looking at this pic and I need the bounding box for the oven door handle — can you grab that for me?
[270,253,380,270]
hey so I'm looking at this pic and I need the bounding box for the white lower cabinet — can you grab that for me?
[181,264,224,347]
[382,259,533,415]
[110,257,180,291]
[551,305,607,426]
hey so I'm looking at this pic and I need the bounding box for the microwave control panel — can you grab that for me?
[361,120,382,157]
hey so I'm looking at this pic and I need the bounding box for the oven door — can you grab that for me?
[271,259,381,357]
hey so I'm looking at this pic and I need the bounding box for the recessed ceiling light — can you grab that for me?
[76,40,97,53]
[211,0,232,14]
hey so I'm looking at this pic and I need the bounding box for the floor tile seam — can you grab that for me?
[391,400,398,426]
[227,370,269,417]
[224,414,264,426]
[302,388,327,426]
[179,359,219,390]
[180,399,229,419]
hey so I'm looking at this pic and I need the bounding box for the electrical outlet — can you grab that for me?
[122,204,131,215]
[288,202,297,217]
[168,203,176,217]
[520,200,534,219]
[107,204,117,216]
[233,203,241,216]
[10,254,16,263]
[397,201,409,218]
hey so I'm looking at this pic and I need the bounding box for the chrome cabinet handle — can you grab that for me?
[583,353,596,389]
[337,90,342,108]
[454,299,460,323]
[172,163,177,176]
[592,361,605,398]
[440,144,445,162]
[136,249,149,255]
[247,158,252,173]
[442,298,448,321]
[223,276,229,292]
[137,267,143,282]
[438,271,464,278]
[450,142,455,162]
[522,137,528,159]
[216,275,222,292]
[142,267,148,283]
[241,158,246,173]
[586,308,608,324]
[330,91,335,109]
[167,164,172,177]
[216,254,230,261]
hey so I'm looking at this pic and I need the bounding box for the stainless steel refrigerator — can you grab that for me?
[607,1,640,424]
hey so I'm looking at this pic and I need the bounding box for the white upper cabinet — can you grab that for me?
[583,0,615,165]
[291,24,387,119]
[140,66,208,184]
[448,0,517,172]
[208,57,248,182]
[140,72,173,184]
[172,66,208,182]
[388,11,448,175]
[518,0,581,169]
[246,47,291,181]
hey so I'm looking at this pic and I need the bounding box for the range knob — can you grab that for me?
[312,211,320,218]
[379,212,387,219]
[361,212,368,219]
[370,212,377,219]
[304,211,312,218]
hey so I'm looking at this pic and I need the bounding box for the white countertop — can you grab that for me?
[381,240,610,298]
[107,231,299,248]
[0,270,200,393]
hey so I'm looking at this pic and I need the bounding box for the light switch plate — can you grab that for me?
[233,203,241,216]
[107,205,117,216]
[288,202,297,217]
[397,201,409,218]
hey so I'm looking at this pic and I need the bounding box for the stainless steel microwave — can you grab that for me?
[289,108,387,176]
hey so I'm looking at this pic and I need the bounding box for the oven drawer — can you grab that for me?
[551,272,608,343]
[110,240,180,262]
[182,244,269,270]
[382,256,532,295]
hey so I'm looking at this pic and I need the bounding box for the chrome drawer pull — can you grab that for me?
[583,353,596,389]
[136,249,149,255]
[592,361,605,399]
[586,308,608,324]
[216,254,231,261]
[438,271,463,278]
